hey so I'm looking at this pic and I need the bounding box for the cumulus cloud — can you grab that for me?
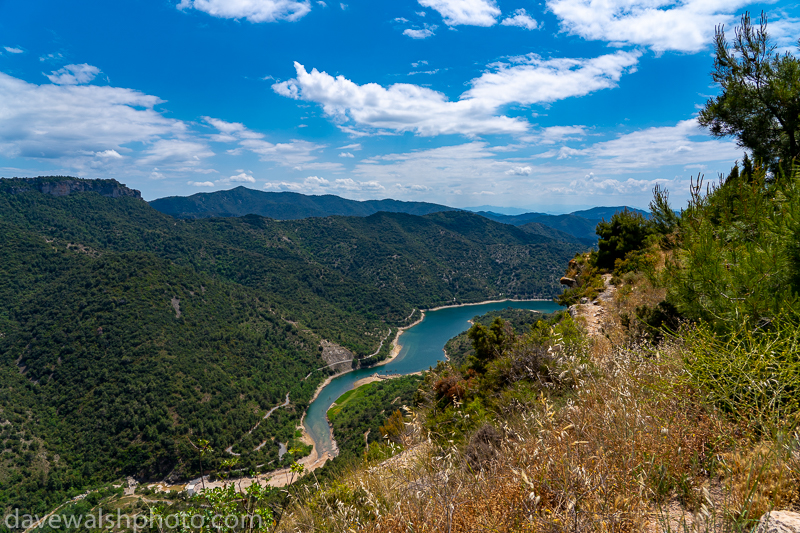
[0,71,184,161]
[560,119,741,172]
[417,0,500,26]
[411,60,428,67]
[217,171,256,185]
[339,152,355,158]
[264,176,383,193]
[4,46,24,54]
[355,142,507,189]
[404,27,437,39]
[188,180,215,187]
[548,172,687,195]
[464,50,641,107]
[96,149,123,159]
[546,0,752,52]
[139,139,214,167]
[500,9,539,30]
[273,62,528,136]
[46,64,101,85]
[505,166,532,176]
[204,117,325,166]
[176,0,311,22]
[273,52,639,137]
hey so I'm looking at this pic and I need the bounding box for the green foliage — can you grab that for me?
[153,481,276,533]
[466,318,514,374]
[699,12,800,173]
[683,307,800,427]
[0,178,584,515]
[595,209,653,271]
[326,376,422,460]
[649,184,680,247]
[444,308,552,368]
[666,165,800,327]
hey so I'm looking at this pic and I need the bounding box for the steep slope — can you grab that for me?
[149,187,457,219]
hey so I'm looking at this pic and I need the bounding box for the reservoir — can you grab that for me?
[303,300,563,458]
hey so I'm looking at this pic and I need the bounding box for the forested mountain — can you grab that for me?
[0,177,584,514]
[148,187,647,245]
[149,187,457,219]
[478,206,649,242]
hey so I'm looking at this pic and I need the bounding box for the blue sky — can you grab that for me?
[1,0,798,211]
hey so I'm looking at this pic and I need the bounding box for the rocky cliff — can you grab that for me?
[0,176,142,199]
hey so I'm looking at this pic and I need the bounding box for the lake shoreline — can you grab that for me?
[302,298,558,478]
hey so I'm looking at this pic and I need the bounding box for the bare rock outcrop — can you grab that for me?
[319,340,354,373]
[1,177,142,199]
[755,511,800,533]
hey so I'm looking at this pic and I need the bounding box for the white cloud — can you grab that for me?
[505,166,532,175]
[176,0,311,22]
[394,17,410,23]
[264,181,303,191]
[4,46,24,54]
[548,172,687,195]
[339,3,347,9]
[139,139,214,167]
[39,52,64,62]
[408,69,440,75]
[546,0,752,52]
[0,71,184,161]
[464,50,641,107]
[304,176,330,187]
[769,16,800,54]
[500,9,539,30]
[188,180,215,187]
[524,125,588,145]
[337,143,361,150]
[273,53,639,137]
[264,176,384,193]
[339,152,355,157]
[205,117,325,166]
[562,119,741,172]
[95,149,123,159]
[417,0,500,26]
[46,64,101,85]
[217,171,256,185]
[411,60,428,67]
[355,142,503,184]
[317,1,327,5]
[416,11,427,16]
[396,183,431,191]
[404,27,436,39]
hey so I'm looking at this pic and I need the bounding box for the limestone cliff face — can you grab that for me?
[0,176,142,199]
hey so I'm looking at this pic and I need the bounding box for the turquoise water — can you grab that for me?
[303,300,563,457]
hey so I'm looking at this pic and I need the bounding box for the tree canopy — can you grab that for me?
[699,12,800,173]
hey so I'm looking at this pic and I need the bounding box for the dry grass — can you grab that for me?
[277,275,799,533]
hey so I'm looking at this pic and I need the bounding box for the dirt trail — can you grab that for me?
[567,274,615,337]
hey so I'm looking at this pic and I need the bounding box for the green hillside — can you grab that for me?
[149,187,458,220]
[0,178,585,516]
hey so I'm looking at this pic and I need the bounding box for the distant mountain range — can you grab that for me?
[149,187,649,244]
[149,187,459,220]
